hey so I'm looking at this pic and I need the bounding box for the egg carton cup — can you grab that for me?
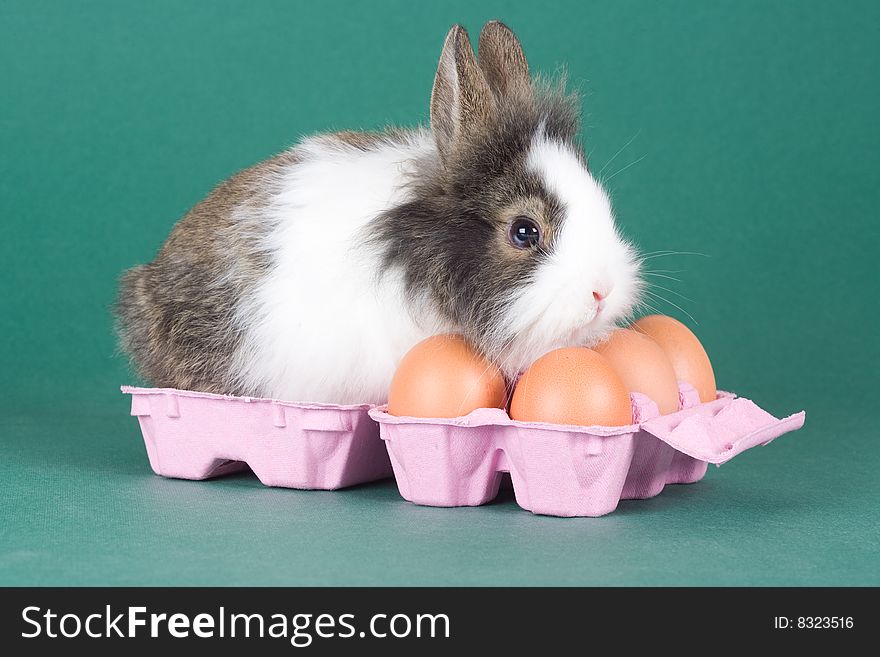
[369,383,805,517]
[121,386,393,490]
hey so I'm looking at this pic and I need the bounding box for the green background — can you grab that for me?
[2,0,877,585]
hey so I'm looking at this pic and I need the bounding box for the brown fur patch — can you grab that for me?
[325,128,414,151]
[116,149,299,394]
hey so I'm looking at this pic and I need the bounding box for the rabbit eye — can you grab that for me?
[508,216,541,249]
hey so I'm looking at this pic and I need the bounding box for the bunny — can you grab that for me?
[116,21,643,404]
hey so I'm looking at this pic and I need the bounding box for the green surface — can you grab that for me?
[1,0,878,585]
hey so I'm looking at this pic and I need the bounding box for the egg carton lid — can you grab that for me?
[640,395,805,465]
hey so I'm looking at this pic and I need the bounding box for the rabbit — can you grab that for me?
[115,21,643,405]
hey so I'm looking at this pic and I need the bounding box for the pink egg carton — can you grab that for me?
[369,383,805,517]
[121,386,392,489]
[121,383,804,517]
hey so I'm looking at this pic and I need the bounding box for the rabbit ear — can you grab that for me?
[431,25,496,161]
[477,21,530,98]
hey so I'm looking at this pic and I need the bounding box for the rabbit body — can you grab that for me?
[117,22,642,404]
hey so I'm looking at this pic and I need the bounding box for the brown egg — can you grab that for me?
[595,329,681,415]
[510,348,633,426]
[629,315,716,403]
[387,334,507,418]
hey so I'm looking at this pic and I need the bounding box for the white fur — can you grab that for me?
[231,130,450,404]
[494,130,641,375]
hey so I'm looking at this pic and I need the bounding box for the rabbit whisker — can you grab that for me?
[643,289,699,325]
[604,153,647,182]
[643,272,683,283]
[646,282,693,303]
[595,129,641,178]
[639,251,709,261]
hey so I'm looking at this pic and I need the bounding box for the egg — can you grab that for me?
[387,334,508,418]
[510,348,632,426]
[629,315,716,403]
[595,329,681,415]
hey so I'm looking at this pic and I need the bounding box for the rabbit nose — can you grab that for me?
[593,291,604,302]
